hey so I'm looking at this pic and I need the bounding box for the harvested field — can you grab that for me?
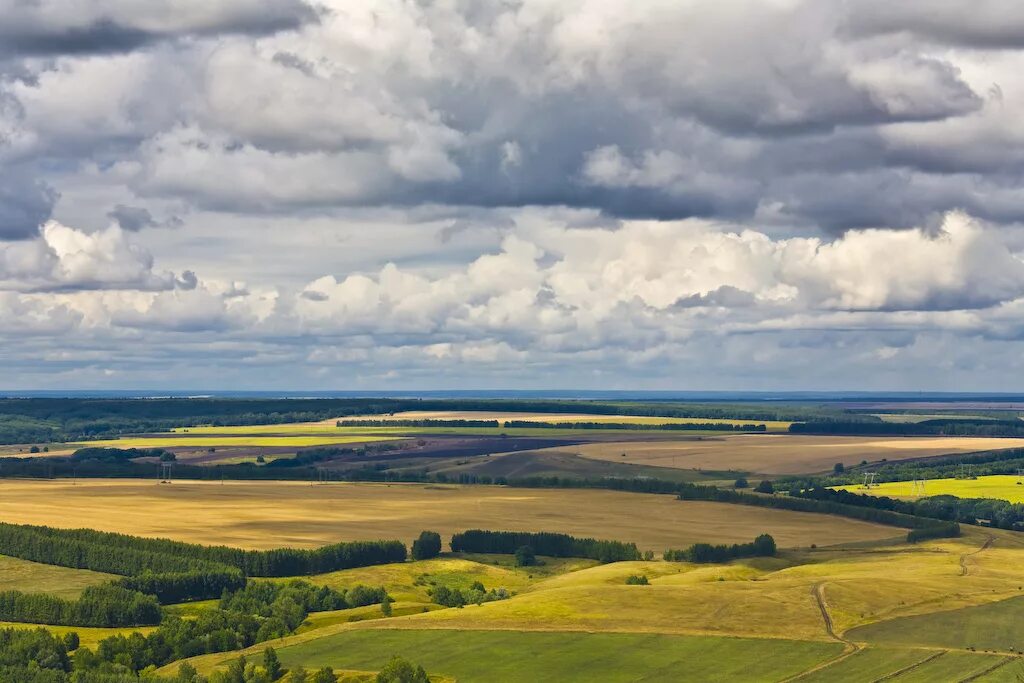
[0,479,896,551]
[556,434,1024,475]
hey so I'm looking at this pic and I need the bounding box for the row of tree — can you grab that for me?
[335,419,500,428]
[790,419,1024,437]
[0,586,160,627]
[663,534,777,563]
[450,530,641,562]
[505,420,766,431]
[0,522,407,579]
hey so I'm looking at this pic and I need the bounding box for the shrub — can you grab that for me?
[376,656,429,683]
[625,574,648,585]
[754,480,775,494]
[514,545,536,567]
[733,477,749,489]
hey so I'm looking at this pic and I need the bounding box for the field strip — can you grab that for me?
[959,655,1017,682]
[871,650,946,682]
[960,535,995,576]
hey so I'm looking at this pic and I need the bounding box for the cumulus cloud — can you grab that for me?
[0,220,179,292]
[2,0,1024,388]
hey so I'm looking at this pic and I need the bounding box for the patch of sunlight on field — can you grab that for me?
[835,474,1024,504]
[296,602,441,632]
[0,622,156,648]
[366,581,831,641]
[339,410,794,431]
[522,560,693,592]
[761,533,1024,634]
[286,557,545,603]
[77,435,403,448]
[0,555,114,599]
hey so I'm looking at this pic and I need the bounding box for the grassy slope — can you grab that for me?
[270,630,841,683]
[849,594,1024,652]
[0,555,114,599]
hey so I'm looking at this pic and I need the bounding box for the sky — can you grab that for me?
[2,0,1024,391]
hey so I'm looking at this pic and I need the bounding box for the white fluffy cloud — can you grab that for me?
[3,0,1024,388]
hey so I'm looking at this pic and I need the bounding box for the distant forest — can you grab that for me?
[0,397,853,444]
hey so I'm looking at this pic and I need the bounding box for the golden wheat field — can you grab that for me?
[555,434,1024,474]
[0,479,896,551]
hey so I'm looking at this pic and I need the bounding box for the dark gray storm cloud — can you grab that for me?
[0,171,56,239]
[845,0,1024,49]
[0,0,318,58]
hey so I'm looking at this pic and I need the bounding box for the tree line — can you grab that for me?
[0,585,160,628]
[0,396,848,444]
[790,419,1024,437]
[0,522,406,579]
[503,421,767,431]
[663,534,776,563]
[335,419,500,428]
[450,530,641,562]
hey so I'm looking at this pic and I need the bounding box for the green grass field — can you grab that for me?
[798,647,940,682]
[835,474,1024,504]
[888,651,1012,682]
[848,594,1024,651]
[0,555,114,599]
[268,629,842,682]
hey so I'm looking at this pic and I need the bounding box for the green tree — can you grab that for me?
[309,667,335,683]
[514,545,536,567]
[288,665,308,683]
[733,477,749,488]
[263,647,283,680]
[376,656,429,683]
[834,462,845,474]
[62,632,79,651]
[754,480,775,494]
[411,531,442,560]
[176,662,201,682]
[381,595,393,617]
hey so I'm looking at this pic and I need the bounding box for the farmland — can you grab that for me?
[835,474,1024,504]
[7,397,1024,681]
[0,479,896,550]
[336,410,794,431]
[76,434,404,449]
[154,527,1024,681]
[554,434,1024,475]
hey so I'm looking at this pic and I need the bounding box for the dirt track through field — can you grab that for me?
[959,535,995,576]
